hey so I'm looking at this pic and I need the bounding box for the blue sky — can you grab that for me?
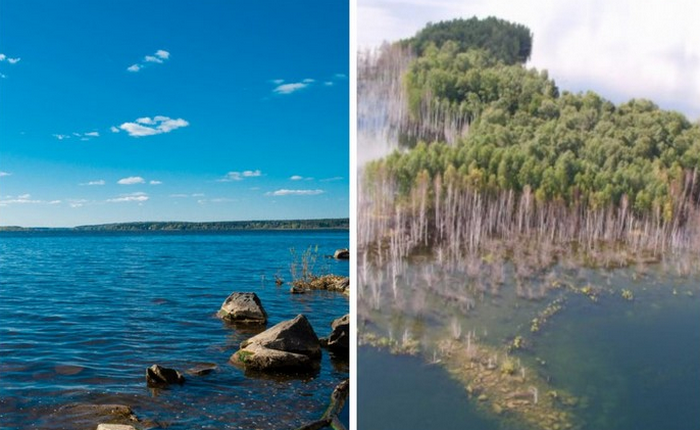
[0,0,349,227]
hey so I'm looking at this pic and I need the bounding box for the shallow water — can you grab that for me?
[358,346,511,430]
[358,259,700,430]
[0,230,349,430]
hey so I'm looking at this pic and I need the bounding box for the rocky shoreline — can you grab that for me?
[55,271,349,430]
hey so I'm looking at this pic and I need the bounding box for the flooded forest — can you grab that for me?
[357,17,700,430]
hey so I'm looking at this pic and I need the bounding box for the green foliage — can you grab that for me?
[406,17,532,64]
[72,219,349,231]
[372,18,700,218]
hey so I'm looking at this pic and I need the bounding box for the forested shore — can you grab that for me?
[360,17,700,264]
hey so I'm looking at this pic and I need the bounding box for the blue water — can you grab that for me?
[0,230,349,430]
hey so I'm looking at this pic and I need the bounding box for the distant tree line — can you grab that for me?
[69,219,349,231]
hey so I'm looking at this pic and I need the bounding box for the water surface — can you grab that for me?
[0,230,349,430]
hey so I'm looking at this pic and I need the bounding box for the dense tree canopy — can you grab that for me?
[404,17,533,65]
[369,18,700,220]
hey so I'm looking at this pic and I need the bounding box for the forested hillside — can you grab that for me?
[362,17,700,257]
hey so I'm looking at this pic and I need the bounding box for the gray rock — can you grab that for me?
[331,277,350,292]
[96,425,137,430]
[231,314,321,371]
[333,249,350,260]
[326,314,349,352]
[146,364,185,387]
[217,292,267,324]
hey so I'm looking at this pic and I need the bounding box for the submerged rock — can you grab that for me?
[217,292,267,324]
[231,314,321,371]
[58,404,138,427]
[333,249,350,260]
[322,314,349,353]
[185,362,218,376]
[146,364,185,387]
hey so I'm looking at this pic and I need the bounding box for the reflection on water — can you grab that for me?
[359,255,700,430]
[0,231,349,429]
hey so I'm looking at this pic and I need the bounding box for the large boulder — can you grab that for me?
[231,314,321,371]
[324,314,349,353]
[217,292,267,324]
[146,364,185,387]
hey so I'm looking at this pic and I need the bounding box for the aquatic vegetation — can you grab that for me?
[620,289,634,301]
[531,298,566,333]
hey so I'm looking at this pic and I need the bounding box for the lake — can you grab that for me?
[358,259,700,430]
[0,230,349,430]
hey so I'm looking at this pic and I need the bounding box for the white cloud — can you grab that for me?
[272,79,285,84]
[303,78,316,83]
[144,55,163,63]
[107,192,149,203]
[119,116,189,137]
[219,169,262,182]
[136,117,155,125]
[117,176,146,185]
[0,194,58,205]
[358,0,700,119]
[0,54,20,64]
[110,126,120,133]
[324,81,334,86]
[334,73,347,79]
[274,82,308,95]
[149,180,162,185]
[81,180,105,186]
[290,175,304,180]
[0,171,11,177]
[127,49,170,73]
[266,189,325,196]
[54,131,100,141]
[320,176,344,182]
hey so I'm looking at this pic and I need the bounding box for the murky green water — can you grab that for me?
[359,261,700,430]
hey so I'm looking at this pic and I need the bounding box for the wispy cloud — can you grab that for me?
[149,180,162,185]
[197,197,237,204]
[170,193,206,198]
[107,192,149,203]
[0,53,21,64]
[127,49,170,72]
[0,171,11,177]
[53,131,100,141]
[110,126,120,133]
[117,176,145,185]
[290,175,314,181]
[320,176,344,182]
[218,170,262,182]
[266,189,324,196]
[273,82,309,95]
[80,180,105,186]
[272,73,345,95]
[118,116,189,137]
[0,194,61,206]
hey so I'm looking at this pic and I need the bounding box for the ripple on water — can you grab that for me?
[0,230,349,429]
